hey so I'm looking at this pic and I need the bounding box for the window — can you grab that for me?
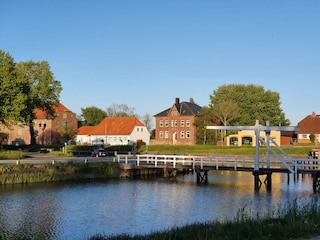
[175,120,177,127]
[171,120,175,127]
[63,113,67,119]
[186,131,190,138]
[180,131,184,138]
[165,131,169,139]
[137,128,139,132]
[160,131,163,138]
[300,134,308,139]
[186,120,190,127]
[165,120,168,127]
[180,120,184,127]
[160,120,163,127]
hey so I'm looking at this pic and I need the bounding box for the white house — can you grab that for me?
[76,116,150,146]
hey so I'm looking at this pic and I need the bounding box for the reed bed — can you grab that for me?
[91,199,320,240]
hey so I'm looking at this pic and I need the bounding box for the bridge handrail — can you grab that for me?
[116,154,320,172]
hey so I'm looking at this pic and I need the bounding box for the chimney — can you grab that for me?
[175,97,180,105]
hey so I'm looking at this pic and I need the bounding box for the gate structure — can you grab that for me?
[207,120,300,191]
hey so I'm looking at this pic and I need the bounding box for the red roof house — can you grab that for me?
[76,116,150,146]
[297,112,320,144]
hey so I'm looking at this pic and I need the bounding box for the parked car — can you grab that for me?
[91,148,107,157]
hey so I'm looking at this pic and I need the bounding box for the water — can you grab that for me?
[0,171,318,239]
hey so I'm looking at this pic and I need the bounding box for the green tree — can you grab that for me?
[194,106,218,144]
[0,50,28,127]
[0,132,9,149]
[209,84,290,126]
[16,60,62,145]
[81,106,106,126]
[211,99,240,137]
[309,133,315,144]
[61,125,77,143]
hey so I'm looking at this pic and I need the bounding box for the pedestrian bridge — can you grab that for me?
[116,154,320,193]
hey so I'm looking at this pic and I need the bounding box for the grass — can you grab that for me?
[0,150,24,160]
[0,162,121,184]
[140,145,312,157]
[89,199,320,240]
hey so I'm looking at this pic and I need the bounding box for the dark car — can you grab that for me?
[91,148,107,157]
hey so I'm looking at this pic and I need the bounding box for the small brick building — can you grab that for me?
[153,98,202,145]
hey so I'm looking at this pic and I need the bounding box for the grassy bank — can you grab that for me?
[140,145,313,156]
[90,199,320,240]
[0,162,121,184]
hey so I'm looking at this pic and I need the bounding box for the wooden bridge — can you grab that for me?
[116,153,320,193]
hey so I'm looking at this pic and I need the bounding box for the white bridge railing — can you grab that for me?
[116,154,320,173]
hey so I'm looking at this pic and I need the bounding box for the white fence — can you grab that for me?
[116,154,320,173]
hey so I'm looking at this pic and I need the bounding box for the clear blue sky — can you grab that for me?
[1,1,319,126]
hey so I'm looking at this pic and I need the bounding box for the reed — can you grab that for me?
[90,199,320,240]
[0,162,121,184]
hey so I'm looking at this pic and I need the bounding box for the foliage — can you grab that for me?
[309,133,315,143]
[0,162,121,184]
[209,84,290,127]
[16,60,62,144]
[81,106,107,126]
[0,151,24,160]
[194,106,218,144]
[106,103,135,117]
[0,50,28,127]
[0,132,9,148]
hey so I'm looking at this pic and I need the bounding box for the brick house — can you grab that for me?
[1,103,77,145]
[153,98,202,145]
[297,111,320,144]
[75,116,150,146]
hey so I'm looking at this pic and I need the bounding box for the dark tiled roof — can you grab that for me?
[298,112,320,134]
[154,101,202,117]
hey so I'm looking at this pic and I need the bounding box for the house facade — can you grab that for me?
[1,103,78,145]
[297,112,320,144]
[75,116,150,146]
[153,98,202,145]
[226,129,281,146]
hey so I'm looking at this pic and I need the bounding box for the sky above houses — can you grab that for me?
[0,1,319,126]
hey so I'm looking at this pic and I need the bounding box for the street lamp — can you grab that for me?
[39,123,46,145]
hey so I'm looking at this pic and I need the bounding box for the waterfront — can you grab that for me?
[0,171,318,240]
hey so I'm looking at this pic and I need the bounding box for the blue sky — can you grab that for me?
[0,1,319,126]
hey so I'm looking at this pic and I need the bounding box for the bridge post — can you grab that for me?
[196,167,208,184]
[253,171,272,191]
[312,172,320,193]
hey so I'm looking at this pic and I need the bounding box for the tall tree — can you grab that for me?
[140,113,153,133]
[211,99,239,137]
[106,103,135,117]
[81,106,106,126]
[0,50,28,127]
[16,60,62,144]
[194,106,218,144]
[210,84,290,126]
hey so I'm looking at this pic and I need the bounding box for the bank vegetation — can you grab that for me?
[91,199,320,240]
[0,162,121,184]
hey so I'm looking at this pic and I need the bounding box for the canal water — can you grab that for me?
[0,171,318,240]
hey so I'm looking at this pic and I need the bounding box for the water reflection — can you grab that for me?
[0,171,318,239]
